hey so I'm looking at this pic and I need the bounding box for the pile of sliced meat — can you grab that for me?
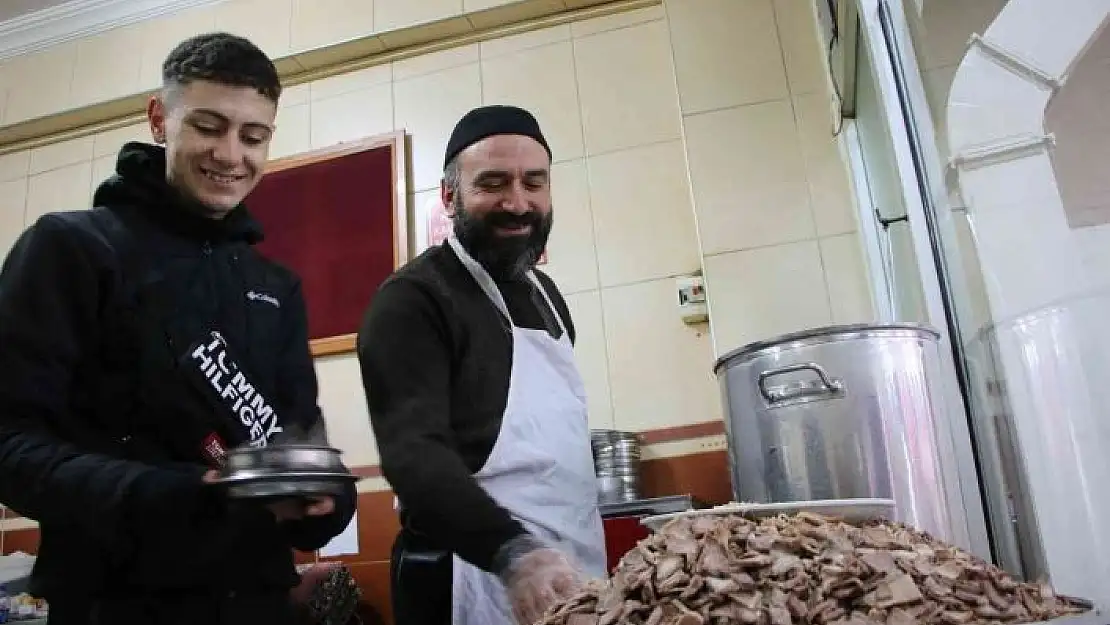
[537,512,1089,625]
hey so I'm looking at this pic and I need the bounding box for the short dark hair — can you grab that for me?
[162,32,282,103]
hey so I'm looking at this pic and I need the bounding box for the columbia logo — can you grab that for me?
[247,291,280,308]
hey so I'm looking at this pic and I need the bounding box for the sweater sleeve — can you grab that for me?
[356,278,528,572]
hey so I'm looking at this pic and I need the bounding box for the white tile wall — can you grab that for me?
[773,0,826,96]
[793,92,857,237]
[71,26,146,110]
[573,20,682,156]
[92,123,150,158]
[0,151,29,183]
[375,0,464,32]
[704,240,832,353]
[290,0,375,53]
[587,140,700,287]
[820,232,875,323]
[602,277,720,431]
[667,0,789,115]
[2,43,77,125]
[310,85,394,150]
[543,159,599,295]
[29,136,94,176]
[684,100,814,256]
[270,105,311,159]
[25,162,92,223]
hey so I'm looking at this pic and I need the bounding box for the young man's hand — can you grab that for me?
[265,496,336,521]
[201,469,335,521]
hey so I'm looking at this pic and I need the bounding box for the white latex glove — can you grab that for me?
[502,546,583,625]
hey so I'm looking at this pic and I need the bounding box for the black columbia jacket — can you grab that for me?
[0,142,357,624]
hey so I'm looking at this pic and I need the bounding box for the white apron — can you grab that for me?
[447,234,608,625]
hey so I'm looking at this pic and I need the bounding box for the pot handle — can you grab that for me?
[758,362,844,404]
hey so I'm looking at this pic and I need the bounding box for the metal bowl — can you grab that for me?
[222,444,347,475]
[214,444,358,500]
[217,471,359,500]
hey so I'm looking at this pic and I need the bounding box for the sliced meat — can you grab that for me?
[536,512,1090,625]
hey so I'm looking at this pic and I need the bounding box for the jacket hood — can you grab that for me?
[92,141,264,244]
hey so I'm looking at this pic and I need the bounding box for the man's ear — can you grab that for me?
[148,95,167,144]
[440,179,455,216]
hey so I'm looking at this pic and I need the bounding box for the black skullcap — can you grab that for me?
[443,105,551,169]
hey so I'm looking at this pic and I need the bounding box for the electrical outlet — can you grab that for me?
[697,437,728,452]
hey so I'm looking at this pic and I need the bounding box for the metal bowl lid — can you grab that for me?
[712,322,940,375]
[222,444,346,475]
[225,443,339,453]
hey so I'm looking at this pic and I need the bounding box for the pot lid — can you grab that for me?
[712,322,939,374]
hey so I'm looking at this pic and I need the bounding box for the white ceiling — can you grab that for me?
[0,0,73,24]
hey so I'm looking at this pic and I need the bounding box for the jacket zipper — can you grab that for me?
[165,240,214,355]
[203,240,217,327]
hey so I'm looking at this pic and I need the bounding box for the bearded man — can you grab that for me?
[357,105,606,625]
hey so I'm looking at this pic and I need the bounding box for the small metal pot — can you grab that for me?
[222,444,347,476]
[214,444,358,500]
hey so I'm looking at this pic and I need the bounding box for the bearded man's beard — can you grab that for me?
[451,196,553,280]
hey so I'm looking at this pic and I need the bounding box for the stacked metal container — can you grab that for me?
[590,429,642,503]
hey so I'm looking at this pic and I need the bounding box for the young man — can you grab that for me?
[358,105,607,625]
[0,33,356,624]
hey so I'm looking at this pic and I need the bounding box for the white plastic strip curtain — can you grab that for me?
[946,0,1110,605]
